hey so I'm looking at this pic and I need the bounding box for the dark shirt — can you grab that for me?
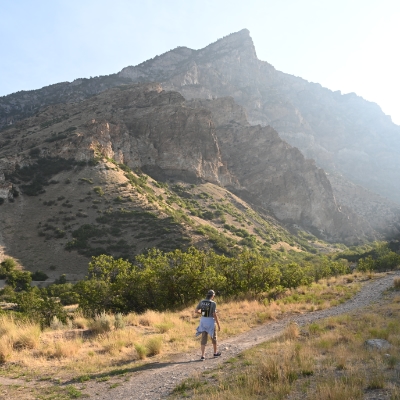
[196,299,216,317]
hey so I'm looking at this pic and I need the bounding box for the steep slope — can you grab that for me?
[189,97,373,242]
[2,30,398,233]
[119,29,400,205]
[0,84,373,276]
[118,31,400,225]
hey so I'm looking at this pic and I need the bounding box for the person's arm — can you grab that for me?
[195,302,201,314]
[213,310,221,331]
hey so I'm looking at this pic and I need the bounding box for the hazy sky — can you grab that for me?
[1,0,399,124]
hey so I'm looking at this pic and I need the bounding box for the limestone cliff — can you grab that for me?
[1,29,399,237]
[0,84,374,243]
[188,97,373,242]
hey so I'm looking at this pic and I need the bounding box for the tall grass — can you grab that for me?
[180,283,400,400]
[0,272,372,383]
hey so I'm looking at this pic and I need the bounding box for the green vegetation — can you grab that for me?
[71,247,352,316]
[336,241,400,272]
[6,157,77,196]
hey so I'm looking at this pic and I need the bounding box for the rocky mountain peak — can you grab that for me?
[198,28,257,59]
[1,29,399,243]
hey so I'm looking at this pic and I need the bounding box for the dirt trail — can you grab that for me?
[81,272,399,399]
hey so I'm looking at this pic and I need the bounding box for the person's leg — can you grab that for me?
[201,332,208,358]
[212,323,220,356]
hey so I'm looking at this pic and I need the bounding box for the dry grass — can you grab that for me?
[283,322,300,341]
[176,280,400,400]
[394,277,400,289]
[0,272,375,384]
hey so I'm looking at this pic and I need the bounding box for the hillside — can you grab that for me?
[1,83,351,278]
[1,30,399,239]
[119,29,400,206]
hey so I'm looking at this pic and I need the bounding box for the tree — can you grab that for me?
[6,270,32,291]
[357,256,374,272]
[15,289,67,328]
[0,258,17,279]
[280,263,306,289]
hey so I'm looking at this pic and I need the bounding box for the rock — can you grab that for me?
[1,30,400,238]
[365,339,391,350]
[0,83,370,243]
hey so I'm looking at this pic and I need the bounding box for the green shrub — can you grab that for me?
[93,186,104,196]
[15,291,68,328]
[146,336,163,356]
[79,178,93,184]
[6,270,32,291]
[0,258,17,278]
[31,270,49,281]
[134,343,147,359]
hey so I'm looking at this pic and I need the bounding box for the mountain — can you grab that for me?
[1,30,399,234]
[1,29,400,277]
[0,83,375,276]
[119,29,400,205]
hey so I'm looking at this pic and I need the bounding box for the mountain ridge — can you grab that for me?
[1,29,399,246]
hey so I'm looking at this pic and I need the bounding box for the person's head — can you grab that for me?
[206,289,215,299]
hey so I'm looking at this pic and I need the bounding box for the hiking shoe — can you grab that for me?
[213,352,222,358]
[200,356,205,361]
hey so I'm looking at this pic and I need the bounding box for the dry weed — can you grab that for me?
[146,336,163,356]
[89,312,113,334]
[283,322,300,341]
[309,375,364,399]
[0,338,13,364]
[50,316,65,330]
[135,343,147,359]
[394,277,400,289]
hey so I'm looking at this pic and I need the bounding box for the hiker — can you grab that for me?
[195,289,221,361]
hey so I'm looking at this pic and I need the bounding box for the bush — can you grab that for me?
[54,274,67,284]
[15,291,68,328]
[0,258,16,279]
[89,312,113,334]
[93,186,104,196]
[6,271,32,291]
[31,270,49,281]
[134,343,147,359]
[146,336,163,356]
[114,313,125,330]
[29,147,41,157]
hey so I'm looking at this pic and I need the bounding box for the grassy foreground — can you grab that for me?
[0,273,385,399]
[171,276,400,399]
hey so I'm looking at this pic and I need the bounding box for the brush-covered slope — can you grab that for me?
[0,83,373,277]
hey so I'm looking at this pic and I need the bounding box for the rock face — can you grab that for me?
[188,98,372,242]
[1,29,399,236]
[0,84,374,243]
[119,30,400,205]
[1,83,233,187]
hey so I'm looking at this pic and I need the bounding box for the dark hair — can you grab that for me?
[206,289,215,299]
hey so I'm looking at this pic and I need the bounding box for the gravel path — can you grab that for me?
[84,272,399,399]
